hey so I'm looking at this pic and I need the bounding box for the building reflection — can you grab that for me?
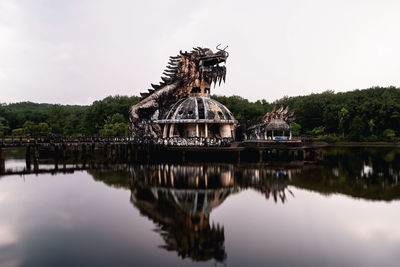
[129,165,235,262]
[127,164,295,263]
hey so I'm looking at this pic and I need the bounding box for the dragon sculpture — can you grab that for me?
[261,105,296,124]
[129,45,229,138]
[245,105,296,138]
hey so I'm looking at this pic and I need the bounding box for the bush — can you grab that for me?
[12,128,24,136]
[312,126,325,135]
[313,133,340,143]
[290,122,301,136]
[382,129,395,141]
[99,122,129,137]
[363,135,379,142]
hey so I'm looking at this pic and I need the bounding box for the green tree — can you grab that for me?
[348,116,366,141]
[382,129,395,141]
[0,121,10,136]
[99,122,129,136]
[37,122,51,135]
[12,128,24,136]
[338,107,350,136]
[312,126,325,135]
[111,113,125,124]
[368,119,375,134]
[83,95,139,135]
[290,122,302,136]
[49,105,66,134]
[23,121,36,136]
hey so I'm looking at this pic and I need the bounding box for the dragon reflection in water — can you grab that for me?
[127,164,296,262]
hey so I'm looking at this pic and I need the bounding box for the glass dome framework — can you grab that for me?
[154,96,237,139]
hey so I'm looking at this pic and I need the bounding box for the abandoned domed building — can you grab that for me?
[129,45,237,146]
[155,96,236,139]
[245,105,297,141]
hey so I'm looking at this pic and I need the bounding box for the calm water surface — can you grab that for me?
[1,147,400,267]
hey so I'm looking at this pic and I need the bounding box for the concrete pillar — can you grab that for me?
[34,146,39,172]
[290,131,292,140]
[62,144,67,170]
[264,129,267,140]
[146,146,150,163]
[220,124,232,138]
[54,145,58,170]
[196,124,199,137]
[163,124,168,138]
[0,147,4,174]
[205,123,208,138]
[169,124,175,137]
[127,145,131,162]
[26,145,31,171]
[82,144,87,168]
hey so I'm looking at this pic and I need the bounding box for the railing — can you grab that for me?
[0,136,132,144]
[0,135,234,147]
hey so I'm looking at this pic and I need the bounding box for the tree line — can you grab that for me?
[0,95,139,137]
[214,86,400,141]
[1,86,399,141]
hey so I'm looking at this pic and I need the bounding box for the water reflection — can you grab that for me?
[130,166,231,262]
[88,164,296,263]
[2,147,400,266]
[3,147,400,204]
[293,147,400,201]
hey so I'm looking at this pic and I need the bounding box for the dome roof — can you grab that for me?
[155,96,236,124]
[265,119,291,131]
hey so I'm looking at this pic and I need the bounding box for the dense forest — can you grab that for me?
[1,86,399,142]
[0,96,140,137]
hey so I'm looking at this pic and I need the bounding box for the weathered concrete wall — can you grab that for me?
[185,124,197,137]
[220,124,232,138]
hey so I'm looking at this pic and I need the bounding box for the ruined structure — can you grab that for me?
[126,164,294,262]
[245,105,296,140]
[155,96,236,139]
[129,45,236,146]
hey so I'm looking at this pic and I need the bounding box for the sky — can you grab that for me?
[1,0,399,105]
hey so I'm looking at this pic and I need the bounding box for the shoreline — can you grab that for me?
[311,141,400,147]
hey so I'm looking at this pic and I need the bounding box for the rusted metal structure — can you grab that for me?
[129,45,236,146]
[245,105,296,141]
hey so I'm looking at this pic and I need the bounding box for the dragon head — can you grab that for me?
[197,44,229,87]
[147,45,229,99]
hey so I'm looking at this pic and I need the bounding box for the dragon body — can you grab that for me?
[245,105,296,137]
[129,46,229,137]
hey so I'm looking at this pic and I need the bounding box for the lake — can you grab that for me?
[0,147,399,267]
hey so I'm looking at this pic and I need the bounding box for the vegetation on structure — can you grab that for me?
[1,86,400,142]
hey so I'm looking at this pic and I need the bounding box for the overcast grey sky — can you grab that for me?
[1,0,399,105]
